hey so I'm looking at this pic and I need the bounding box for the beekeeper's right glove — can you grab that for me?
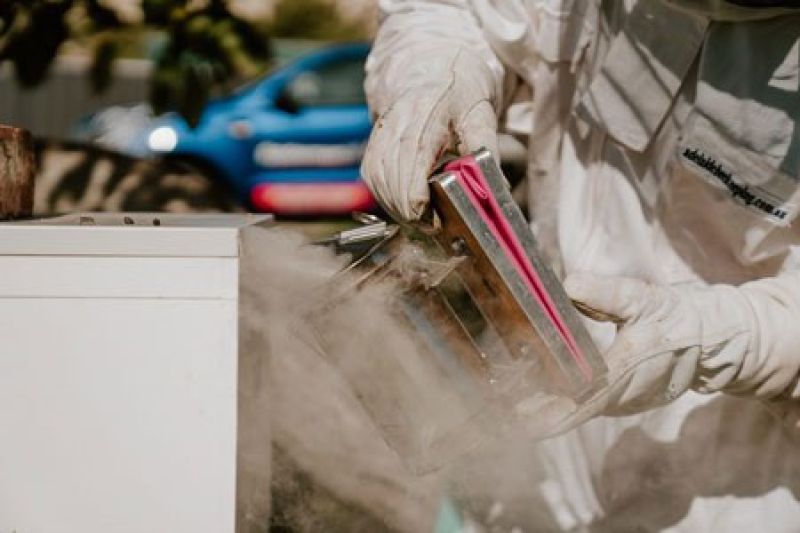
[361,46,500,222]
[518,272,800,437]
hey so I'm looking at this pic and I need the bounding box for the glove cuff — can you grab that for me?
[697,274,800,399]
[691,284,754,394]
[735,273,800,399]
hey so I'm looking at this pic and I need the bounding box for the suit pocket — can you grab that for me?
[683,18,800,226]
[677,112,800,227]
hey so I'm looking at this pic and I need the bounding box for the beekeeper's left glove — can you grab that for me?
[361,47,499,222]
[519,272,800,435]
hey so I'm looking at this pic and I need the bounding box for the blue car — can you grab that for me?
[77,43,376,215]
[74,42,527,215]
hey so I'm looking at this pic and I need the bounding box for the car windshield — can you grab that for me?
[230,40,331,97]
[286,57,366,107]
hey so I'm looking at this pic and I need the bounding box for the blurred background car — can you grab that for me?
[71,42,375,215]
[69,42,527,217]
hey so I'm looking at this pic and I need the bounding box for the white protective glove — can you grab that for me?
[361,3,504,222]
[520,272,800,436]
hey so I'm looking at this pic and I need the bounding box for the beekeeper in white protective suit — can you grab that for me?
[362,0,800,530]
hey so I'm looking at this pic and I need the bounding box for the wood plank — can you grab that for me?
[0,124,35,219]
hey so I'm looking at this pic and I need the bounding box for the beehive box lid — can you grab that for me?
[0,213,272,257]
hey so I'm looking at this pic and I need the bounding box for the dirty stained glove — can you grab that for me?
[519,271,800,436]
[361,46,500,222]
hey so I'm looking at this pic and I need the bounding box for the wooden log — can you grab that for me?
[0,125,35,219]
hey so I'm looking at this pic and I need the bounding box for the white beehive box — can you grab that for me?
[0,213,273,533]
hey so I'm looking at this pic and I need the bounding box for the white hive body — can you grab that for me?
[0,213,273,533]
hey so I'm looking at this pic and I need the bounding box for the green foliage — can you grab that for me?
[0,0,366,126]
[268,0,367,42]
[0,0,272,126]
[0,1,72,87]
[145,0,271,125]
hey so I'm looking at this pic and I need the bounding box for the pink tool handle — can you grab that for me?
[445,156,593,382]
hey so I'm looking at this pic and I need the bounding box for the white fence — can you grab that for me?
[0,56,151,139]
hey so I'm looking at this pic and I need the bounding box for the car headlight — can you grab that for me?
[147,126,178,152]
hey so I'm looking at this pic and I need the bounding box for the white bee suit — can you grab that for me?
[363,0,800,530]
